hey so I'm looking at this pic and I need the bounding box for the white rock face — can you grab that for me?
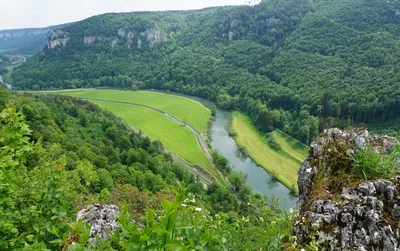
[137,39,142,49]
[118,28,126,37]
[140,28,167,46]
[111,39,118,49]
[228,31,234,41]
[47,30,70,48]
[127,39,133,49]
[83,35,105,45]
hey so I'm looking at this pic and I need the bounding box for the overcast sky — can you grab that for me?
[0,0,247,30]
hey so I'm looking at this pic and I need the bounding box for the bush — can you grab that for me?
[228,126,237,137]
[267,138,281,151]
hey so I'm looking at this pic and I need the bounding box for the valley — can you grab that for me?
[2,0,400,248]
[55,89,306,205]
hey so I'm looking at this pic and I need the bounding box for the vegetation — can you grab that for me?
[91,100,216,177]
[0,87,299,249]
[231,112,308,194]
[65,90,211,133]
[61,185,295,250]
[11,0,400,144]
[353,145,400,178]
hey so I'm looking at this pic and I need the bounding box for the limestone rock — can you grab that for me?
[47,30,70,49]
[76,204,121,242]
[293,128,399,250]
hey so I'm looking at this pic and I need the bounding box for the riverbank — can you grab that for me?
[231,112,308,195]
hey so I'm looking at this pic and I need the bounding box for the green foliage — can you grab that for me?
[353,146,400,178]
[0,89,298,249]
[59,184,295,250]
[266,134,282,151]
[211,150,232,174]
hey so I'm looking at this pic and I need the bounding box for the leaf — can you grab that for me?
[49,239,65,245]
[161,199,172,211]
[140,234,150,242]
[164,240,187,250]
[26,235,34,242]
[167,211,178,231]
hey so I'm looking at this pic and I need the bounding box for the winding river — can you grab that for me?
[157,91,297,208]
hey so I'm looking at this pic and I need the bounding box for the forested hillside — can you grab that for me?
[12,0,400,142]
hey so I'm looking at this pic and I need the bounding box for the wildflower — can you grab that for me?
[181,204,187,207]
[195,207,202,212]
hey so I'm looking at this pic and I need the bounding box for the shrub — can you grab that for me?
[267,138,281,151]
[228,126,237,137]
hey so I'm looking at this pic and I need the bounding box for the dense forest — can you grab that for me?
[0,87,294,249]
[11,0,400,142]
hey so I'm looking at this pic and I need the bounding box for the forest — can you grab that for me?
[10,0,400,142]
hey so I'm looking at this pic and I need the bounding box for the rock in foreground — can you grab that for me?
[294,128,399,250]
[76,204,121,242]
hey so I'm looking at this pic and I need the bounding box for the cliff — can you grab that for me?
[294,128,400,250]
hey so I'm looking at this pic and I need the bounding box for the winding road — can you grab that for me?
[80,98,225,185]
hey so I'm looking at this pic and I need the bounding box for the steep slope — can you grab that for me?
[0,24,70,55]
[12,0,400,142]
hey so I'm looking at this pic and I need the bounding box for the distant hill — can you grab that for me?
[0,23,71,55]
[11,0,400,142]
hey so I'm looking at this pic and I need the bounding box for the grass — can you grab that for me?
[91,101,218,179]
[64,90,211,134]
[231,112,308,194]
[4,64,20,84]
[270,131,309,164]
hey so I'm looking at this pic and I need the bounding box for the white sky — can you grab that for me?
[0,0,247,30]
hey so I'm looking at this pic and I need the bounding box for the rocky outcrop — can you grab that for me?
[294,128,399,250]
[76,204,121,242]
[228,31,234,41]
[84,35,105,45]
[111,39,118,49]
[47,30,70,48]
[118,27,126,37]
[139,28,167,46]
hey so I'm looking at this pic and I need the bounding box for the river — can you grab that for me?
[154,90,297,208]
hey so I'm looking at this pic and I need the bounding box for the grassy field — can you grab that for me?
[65,90,211,133]
[91,101,217,177]
[4,64,20,84]
[231,112,308,193]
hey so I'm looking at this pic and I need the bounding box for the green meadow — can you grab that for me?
[92,101,217,176]
[231,112,308,193]
[66,90,211,133]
